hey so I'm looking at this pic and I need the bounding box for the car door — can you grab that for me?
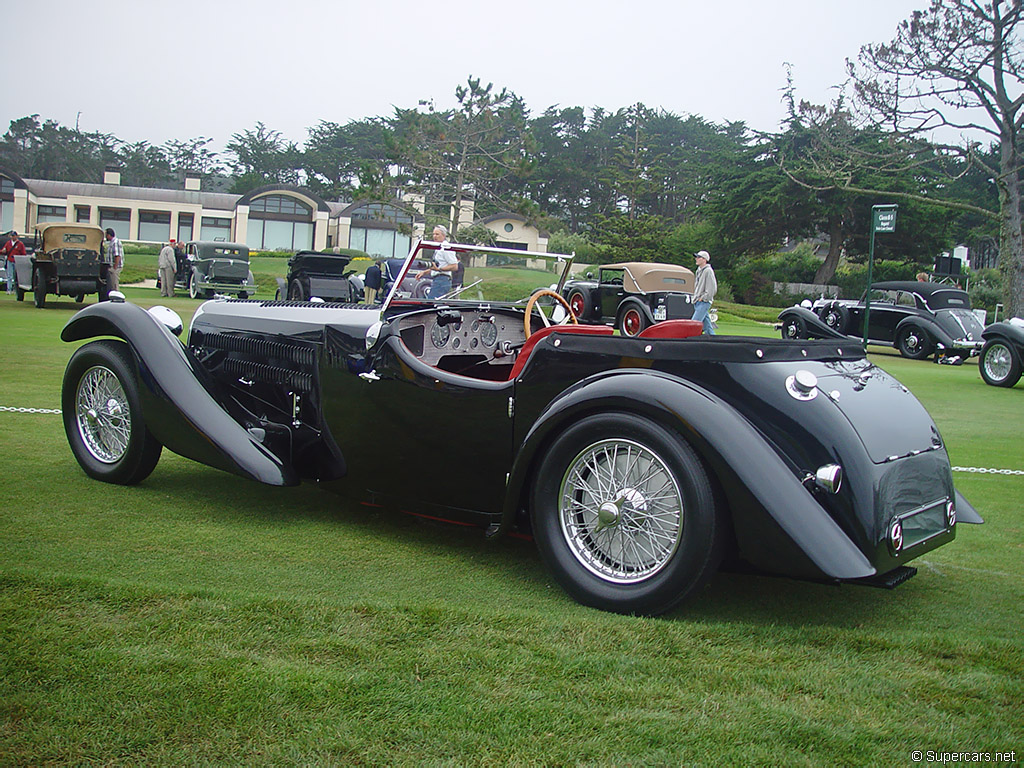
[333,330,514,517]
[599,269,625,321]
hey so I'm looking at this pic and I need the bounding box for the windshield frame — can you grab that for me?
[380,239,575,312]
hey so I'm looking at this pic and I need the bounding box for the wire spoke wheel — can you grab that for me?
[75,365,132,463]
[559,439,683,582]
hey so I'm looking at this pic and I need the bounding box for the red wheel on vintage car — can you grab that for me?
[567,290,590,320]
[618,307,648,337]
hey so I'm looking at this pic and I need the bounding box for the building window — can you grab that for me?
[350,202,414,227]
[138,211,171,242]
[177,213,194,243]
[348,227,411,259]
[99,208,131,240]
[37,205,67,223]
[200,216,232,242]
[249,195,312,216]
[504,222,514,233]
[76,206,91,223]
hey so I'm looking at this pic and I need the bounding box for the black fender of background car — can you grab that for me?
[982,319,1024,347]
[777,305,848,340]
[61,301,298,487]
[893,315,958,349]
[618,296,656,325]
[275,276,288,298]
[502,369,877,581]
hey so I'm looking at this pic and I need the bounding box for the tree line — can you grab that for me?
[2,2,1021,314]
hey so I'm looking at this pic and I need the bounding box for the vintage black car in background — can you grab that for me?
[979,317,1024,387]
[274,250,364,302]
[560,261,696,336]
[164,241,257,299]
[58,241,981,615]
[780,281,986,362]
[13,223,109,307]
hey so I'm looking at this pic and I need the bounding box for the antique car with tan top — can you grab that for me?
[560,261,696,336]
[13,222,109,307]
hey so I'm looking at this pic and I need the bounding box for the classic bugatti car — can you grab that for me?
[780,281,985,362]
[560,261,696,336]
[59,240,981,615]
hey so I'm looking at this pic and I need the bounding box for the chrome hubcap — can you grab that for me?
[76,366,131,464]
[559,439,683,583]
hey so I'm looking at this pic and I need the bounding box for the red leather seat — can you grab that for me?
[637,320,703,339]
[508,324,614,380]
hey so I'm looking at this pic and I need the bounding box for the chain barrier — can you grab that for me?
[952,465,1024,476]
[0,405,62,415]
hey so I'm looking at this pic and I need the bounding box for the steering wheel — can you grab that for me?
[524,289,578,339]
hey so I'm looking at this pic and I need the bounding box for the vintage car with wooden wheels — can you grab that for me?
[59,240,981,615]
[781,281,985,363]
[560,261,696,337]
[13,223,109,307]
[979,317,1024,387]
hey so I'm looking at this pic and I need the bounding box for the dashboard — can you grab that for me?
[394,308,528,374]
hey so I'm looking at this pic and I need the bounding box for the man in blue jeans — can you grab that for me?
[691,250,717,335]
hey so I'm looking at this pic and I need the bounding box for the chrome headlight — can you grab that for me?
[814,464,843,494]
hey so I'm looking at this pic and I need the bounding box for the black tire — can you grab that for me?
[821,305,849,334]
[238,291,248,300]
[32,268,46,308]
[530,413,723,615]
[780,315,805,339]
[15,286,24,301]
[288,279,307,301]
[98,286,110,302]
[62,339,162,485]
[896,325,933,360]
[979,339,1023,387]
[617,305,649,337]
[567,289,591,321]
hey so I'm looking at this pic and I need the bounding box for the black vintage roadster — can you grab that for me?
[59,240,981,615]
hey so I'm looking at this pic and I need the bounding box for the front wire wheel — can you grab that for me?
[62,339,162,485]
[980,339,1022,387]
[531,413,723,615]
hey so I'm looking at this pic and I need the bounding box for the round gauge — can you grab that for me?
[452,337,461,350]
[452,319,463,332]
[480,321,498,347]
[470,337,479,349]
[430,322,450,348]
[471,319,480,332]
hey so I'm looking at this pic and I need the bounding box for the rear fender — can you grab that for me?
[982,320,1024,347]
[505,370,875,579]
[61,301,298,486]
[895,316,955,348]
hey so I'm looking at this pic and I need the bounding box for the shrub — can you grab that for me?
[547,231,609,264]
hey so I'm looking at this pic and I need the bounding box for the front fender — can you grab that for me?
[505,370,875,580]
[778,306,847,340]
[61,301,298,486]
[982,320,1024,347]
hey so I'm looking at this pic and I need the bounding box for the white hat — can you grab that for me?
[695,250,710,261]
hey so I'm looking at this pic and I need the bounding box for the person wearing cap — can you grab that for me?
[2,231,26,294]
[692,249,717,335]
[158,239,177,297]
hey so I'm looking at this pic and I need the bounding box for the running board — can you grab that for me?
[853,566,918,589]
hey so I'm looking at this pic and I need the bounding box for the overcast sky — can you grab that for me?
[3,0,928,156]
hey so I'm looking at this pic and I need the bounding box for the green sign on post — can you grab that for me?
[863,204,898,345]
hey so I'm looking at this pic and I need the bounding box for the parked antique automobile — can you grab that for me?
[780,281,986,362]
[978,317,1024,387]
[273,250,365,302]
[13,223,109,307]
[159,241,256,299]
[560,261,696,336]
[59,240,981,615]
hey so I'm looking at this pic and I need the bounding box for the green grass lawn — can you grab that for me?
[0,291,1021,765]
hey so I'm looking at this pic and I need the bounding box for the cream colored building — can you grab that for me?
[0,165,547,256]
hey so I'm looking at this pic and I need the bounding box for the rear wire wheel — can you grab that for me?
[62,339,162,485]
[531,413,723,615]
